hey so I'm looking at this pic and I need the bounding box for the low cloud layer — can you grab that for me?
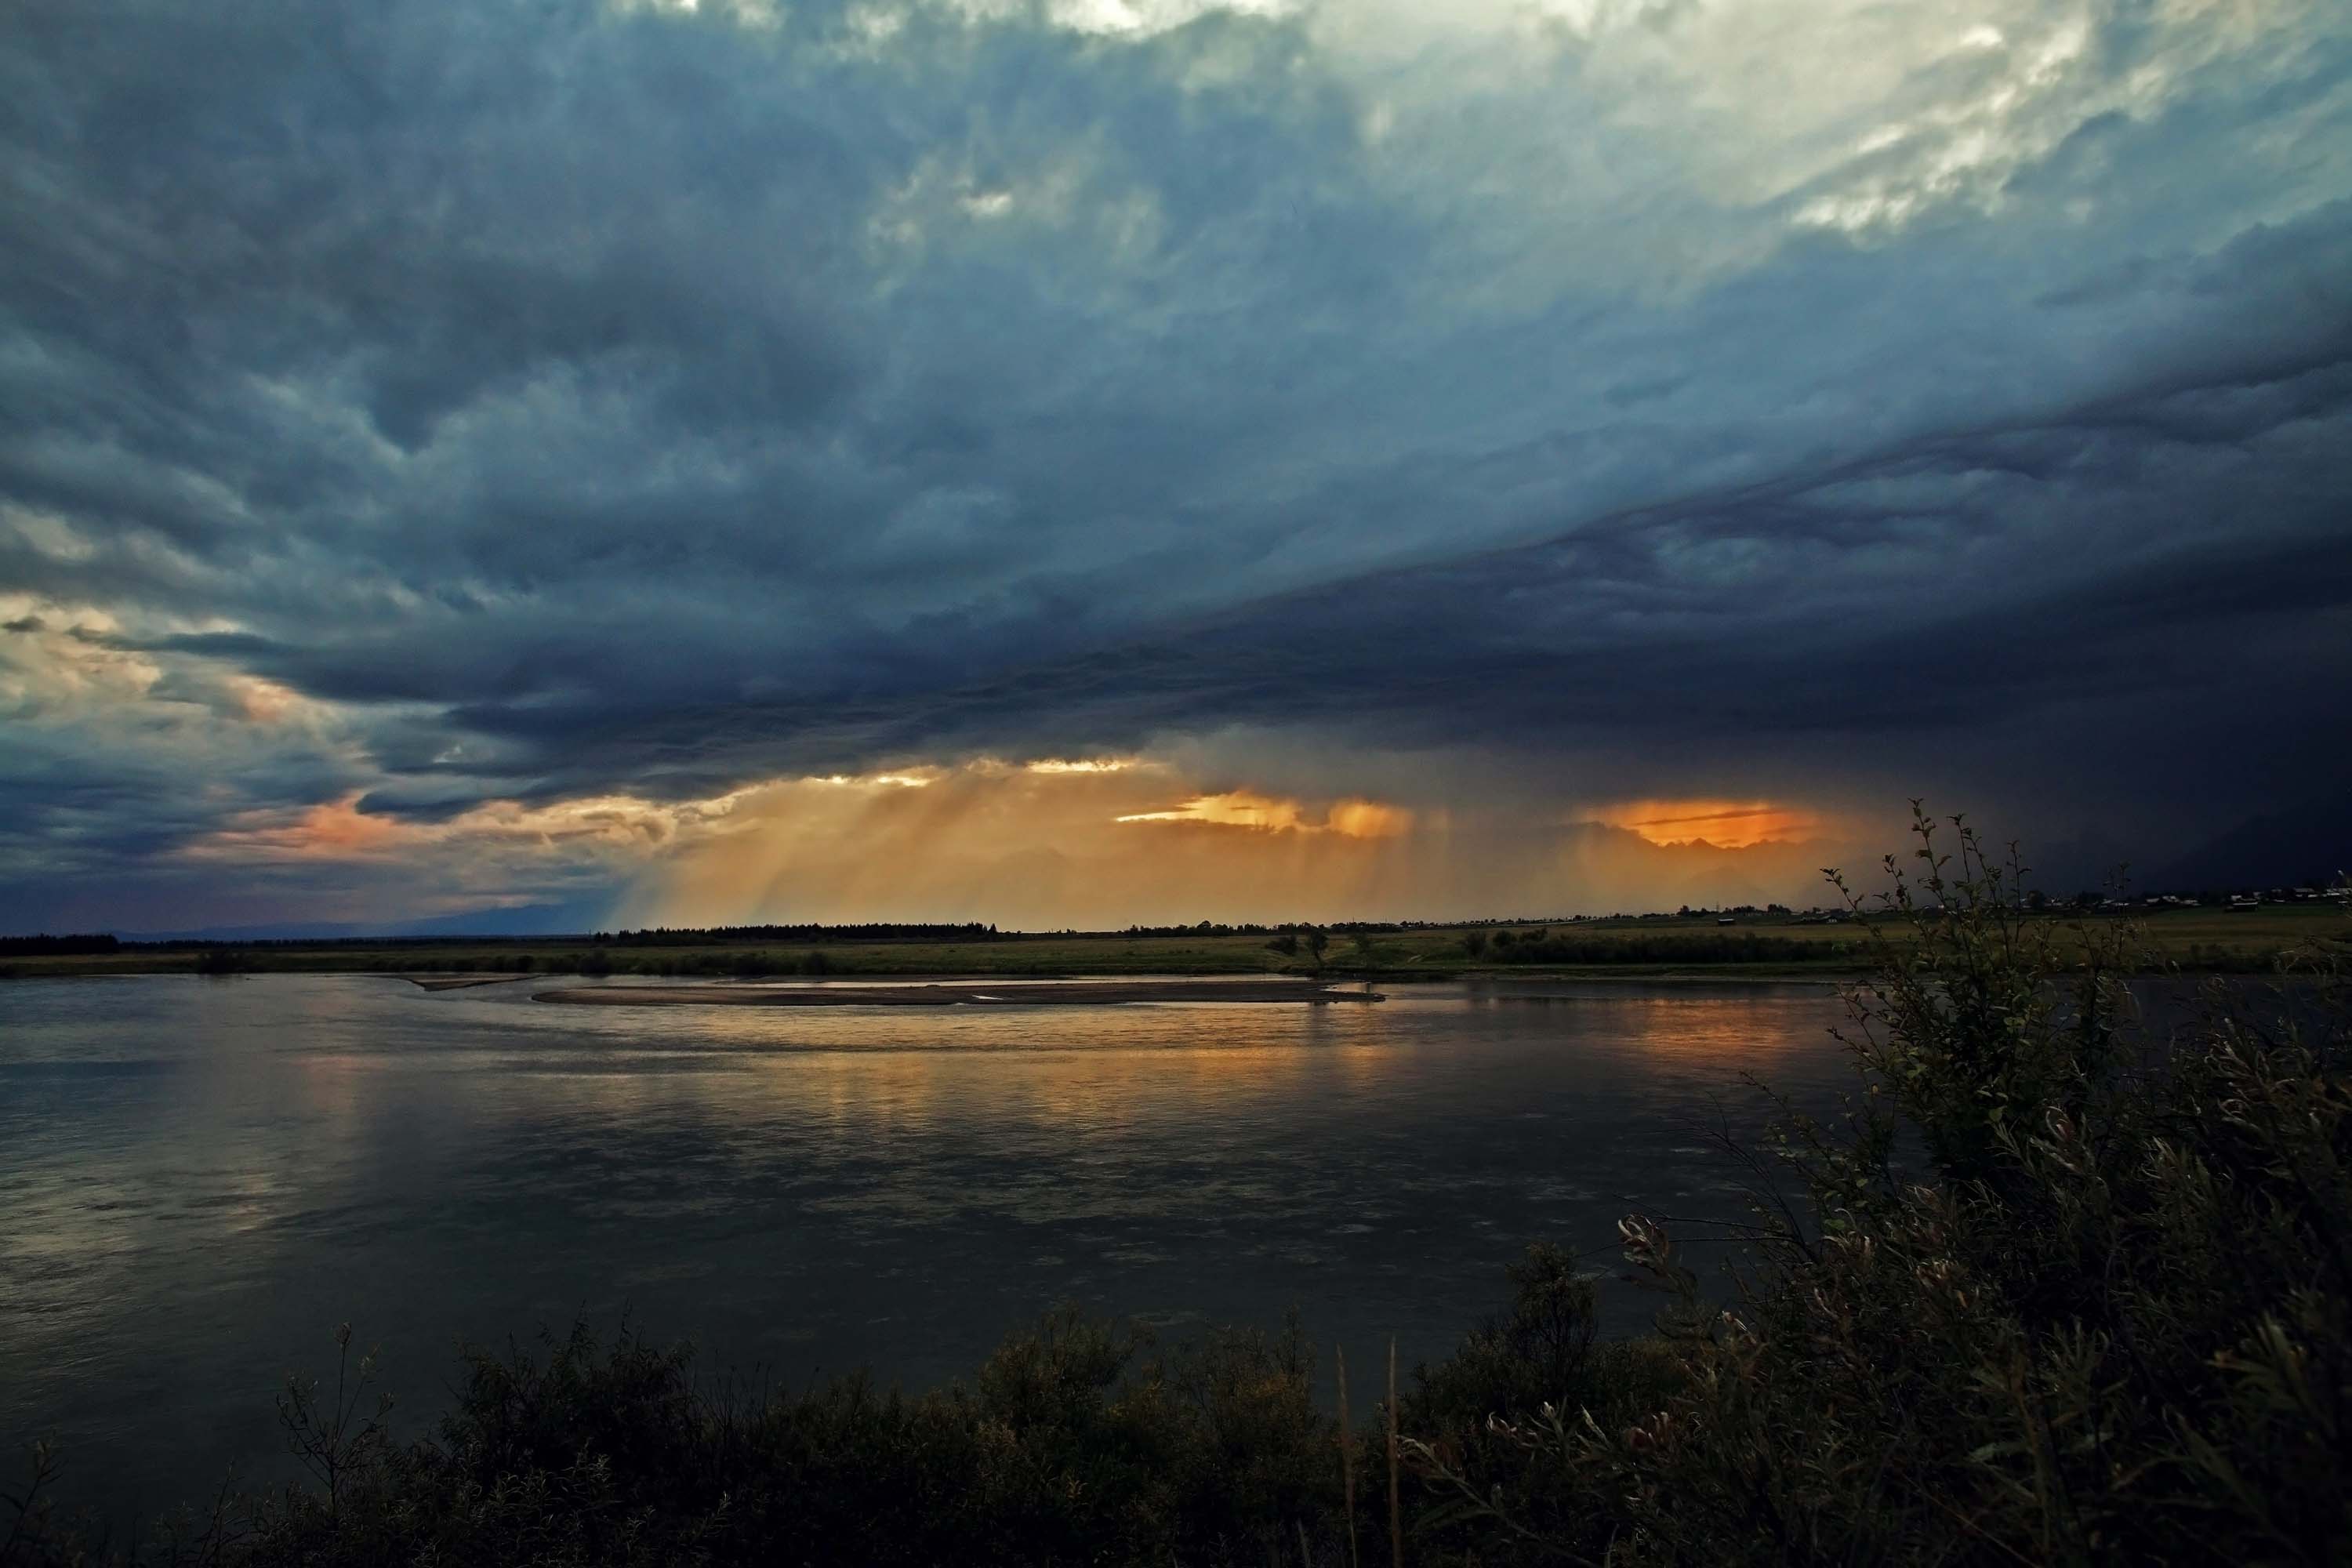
[624,760,1853,927]
[2,0,2347,930]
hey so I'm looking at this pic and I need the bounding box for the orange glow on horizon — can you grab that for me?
[1325,799,1413,839]
[1588,799,1823,849]
[169,758,1856,928]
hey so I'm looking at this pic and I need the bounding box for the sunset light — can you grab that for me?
[1113,789,1411,837]
[1590,800,1826,850]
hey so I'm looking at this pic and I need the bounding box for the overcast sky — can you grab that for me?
[3,0,2347,931]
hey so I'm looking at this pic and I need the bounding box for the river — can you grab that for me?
[0,973,1856,1523]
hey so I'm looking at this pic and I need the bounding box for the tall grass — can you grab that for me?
[8,808,2347,1565]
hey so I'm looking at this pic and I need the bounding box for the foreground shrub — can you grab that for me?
[1412,808,2352,1565]
[5,1312,1347,1567]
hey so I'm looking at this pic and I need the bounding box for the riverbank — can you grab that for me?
[2,903,2335,982]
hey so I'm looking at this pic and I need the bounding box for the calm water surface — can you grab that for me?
[0,974,1853,1519]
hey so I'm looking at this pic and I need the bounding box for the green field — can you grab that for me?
[5,902,2342,982]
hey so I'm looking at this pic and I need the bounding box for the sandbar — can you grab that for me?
[532,980,1382,1007]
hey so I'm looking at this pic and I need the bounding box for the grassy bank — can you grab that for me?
[7,810,2350,1565]
[2,901,2338,982]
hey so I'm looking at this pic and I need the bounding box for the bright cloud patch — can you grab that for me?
[1589,801,1827,850]
[1114,789,1411,836]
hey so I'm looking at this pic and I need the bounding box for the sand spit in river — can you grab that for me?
[531,980,1383,1007]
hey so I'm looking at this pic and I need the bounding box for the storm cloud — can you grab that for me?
[2,0,2348,928]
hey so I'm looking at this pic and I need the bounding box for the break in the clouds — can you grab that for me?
[2,0,2348,930]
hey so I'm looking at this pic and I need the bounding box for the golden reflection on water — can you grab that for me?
[1454,982,1839,1065]
[474,989,1418,1127]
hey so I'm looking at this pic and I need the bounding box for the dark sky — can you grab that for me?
[2,0,2348,931]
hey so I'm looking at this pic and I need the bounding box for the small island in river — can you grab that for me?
[531,978,1382,1007]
